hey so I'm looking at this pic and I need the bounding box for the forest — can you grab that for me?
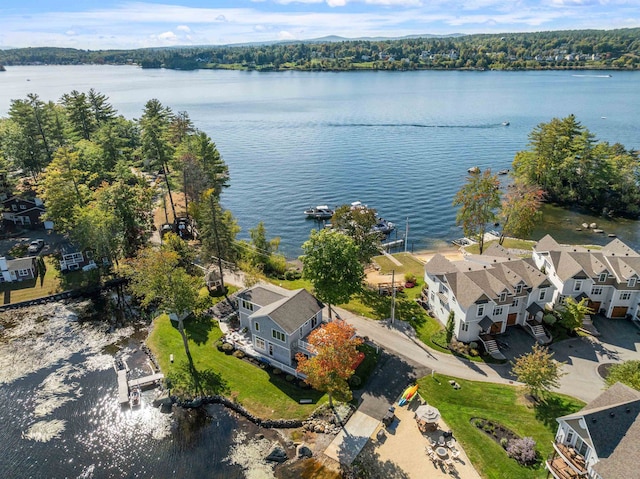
[1,28,639,71]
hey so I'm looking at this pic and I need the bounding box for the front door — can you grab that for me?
[268,343,274,356]
[490,321,503,334]
[612,306,628,318]
[588,301,601,314]
[507,313,517,326]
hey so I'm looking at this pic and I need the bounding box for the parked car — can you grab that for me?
[27,239,44,253]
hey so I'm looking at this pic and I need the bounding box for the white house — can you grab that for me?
[0,256,38,282]
[547,382,640,479]
[236,283,324,368]
[424,244,553,348]
[532,235,640,320]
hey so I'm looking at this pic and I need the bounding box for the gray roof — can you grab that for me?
[526,302,543,315]
[560,383,640,479]
[237,284,287,307]
[424,254,459,276]
[6,256,36,270]
[256,288,324,334]
[478,316,493,330]
[535,234,561,252]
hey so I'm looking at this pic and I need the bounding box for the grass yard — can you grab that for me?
[417,374,584,479]
[465,238,536,256]
[147,314,327,420]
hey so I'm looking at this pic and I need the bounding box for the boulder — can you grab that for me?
[265,444,288,463]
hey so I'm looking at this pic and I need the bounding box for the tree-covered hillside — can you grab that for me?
[1,28,639,71]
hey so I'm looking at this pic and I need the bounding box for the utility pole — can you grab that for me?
[391,269,396,326]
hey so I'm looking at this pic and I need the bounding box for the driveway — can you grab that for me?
[0,230,66,258]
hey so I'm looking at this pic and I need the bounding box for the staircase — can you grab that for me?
[525,321,552,344]
[479,334,506,360]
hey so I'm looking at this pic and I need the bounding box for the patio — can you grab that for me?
[361,399,481,479]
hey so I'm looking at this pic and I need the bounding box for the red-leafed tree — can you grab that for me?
[296,320,363,408]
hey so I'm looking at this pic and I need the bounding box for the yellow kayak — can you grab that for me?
[398,384,418,406]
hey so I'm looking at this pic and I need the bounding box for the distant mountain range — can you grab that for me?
[224,33,465,48]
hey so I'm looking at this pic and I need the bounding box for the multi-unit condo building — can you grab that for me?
[532,235,640,321]
[547,382,640,479]
[424,235,640,350]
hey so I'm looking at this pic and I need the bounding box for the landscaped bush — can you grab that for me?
[221,343,234,354]
[284,269,302,280]
[506,437,537,465]
[543,313,557,325]
[469,348,479,357]
[298,380,310,389]
[469,341,478,350]
[285,374,295,382]
[500,438,509,448]
[272,367,283,375]
[232,350,245,359]
[349,375,362,388]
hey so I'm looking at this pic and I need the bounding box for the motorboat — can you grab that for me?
[304,205,334,219]
[498,169,509,175]
[372,218,395,235]
[129,386,141,408]
[452,237,477,247]
[502,121,510,126]
[468,166,481,174]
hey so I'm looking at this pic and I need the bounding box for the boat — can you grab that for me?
[304,205,334,220]
[372,218,395,235]
[468,166,481,174]
[129,386,141,408]
[398,384,419,406]
[498,169,509,175]
[501,121,510,126]
[452,237,477,247]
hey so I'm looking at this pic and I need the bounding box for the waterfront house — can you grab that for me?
[532,235,640,320]
[424,244,553,349]
[0,255,37,282]
[236,283,324,368]
[546,382,640,479]
[2,196,48,229]
[58,243,95,272]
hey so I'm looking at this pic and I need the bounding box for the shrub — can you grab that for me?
[215,341,224,351]
[285,374,295,382]
[404,273,417,284]
[221,343,234,354]
[543,313,557,325]
[469,341,478,350]
[349,375,362,388]
[272,367,283,375]
[470,348,479,357]
[507,437,537,465]
[298,380,310,389]
[232,350,245,359]
[500,438,509,449]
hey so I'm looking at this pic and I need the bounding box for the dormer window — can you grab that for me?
[516,285,523,294]
[477,304,485,317]
[500,292,507,302]
[574,280,582,292]
[629,278,637,288]
[599,273,607,282]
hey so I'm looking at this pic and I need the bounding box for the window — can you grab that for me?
[516,285,523,294]
[629,278,637,288]
[18,269,30,277]
[591,286,603,296]
[19,204,26,210]
[574,280,583,292]
[272,329,286,342]
[599,273,607,282]
[558,295,566,306]
[620,292,631,301]
[539,289,547,301]
[493,306,503,316]
[511,298,519,307]
[254,321,260,332]
[241,300,254,311]
[255,337,265,351]
[500,292,507,302]
[461,323,468,332]
[11,205,17,211]
[311,316,318,328]
[566,430,574,444]
[477,304,485,317]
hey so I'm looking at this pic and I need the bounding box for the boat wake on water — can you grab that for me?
[327,122,507,129]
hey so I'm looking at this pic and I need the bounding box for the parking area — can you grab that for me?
[0,229,67,258]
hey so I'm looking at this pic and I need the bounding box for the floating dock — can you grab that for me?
[128,373,165,389]
[117,369,129,405]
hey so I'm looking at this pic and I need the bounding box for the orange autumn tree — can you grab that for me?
[296,320,363,408]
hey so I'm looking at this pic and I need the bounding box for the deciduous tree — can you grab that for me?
[499,180,544,244]
[511,343,566,399]
[301,229,364,318]
[605,360,640,391]
[453,169,501,254]
[558,297,592,331]
[331,203,382,264]
[296,320,363,407]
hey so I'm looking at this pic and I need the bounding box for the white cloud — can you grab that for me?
[215,14,227,22]
[158,31,178,41]
[65,30,76,36]
[176,25,191,32]
[278,30,297,40]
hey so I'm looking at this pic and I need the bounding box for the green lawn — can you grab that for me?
[417,374,584,479]
[147,314,327,420]
[465,238,536,255]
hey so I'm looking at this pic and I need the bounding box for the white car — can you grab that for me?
[27,239,45,253]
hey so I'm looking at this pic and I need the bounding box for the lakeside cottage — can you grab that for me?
[547,382,640,479]
[0,255,37,282]
[236,283,324,368]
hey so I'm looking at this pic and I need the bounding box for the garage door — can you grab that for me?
[611,306,628,318]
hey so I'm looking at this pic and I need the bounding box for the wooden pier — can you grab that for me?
[117,370,129,405]
[128,373,164,389]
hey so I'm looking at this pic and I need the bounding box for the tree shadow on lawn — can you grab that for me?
[533,395,584,431]
[167,359,230,397]
[265,367,325,405]
[183,313,218,346]
[347,441,411,479]
[357,289,427,326]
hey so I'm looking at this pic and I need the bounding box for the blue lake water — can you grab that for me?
[1,66,640,256]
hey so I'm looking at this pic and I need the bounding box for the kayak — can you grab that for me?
[398,384,418,406]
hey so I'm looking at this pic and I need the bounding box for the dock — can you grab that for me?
[128,373,165,389]
[117,369,129,405]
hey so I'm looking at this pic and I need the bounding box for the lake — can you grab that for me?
[1,66,640,256]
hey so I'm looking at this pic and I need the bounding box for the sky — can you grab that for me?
[1,0,639,50]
